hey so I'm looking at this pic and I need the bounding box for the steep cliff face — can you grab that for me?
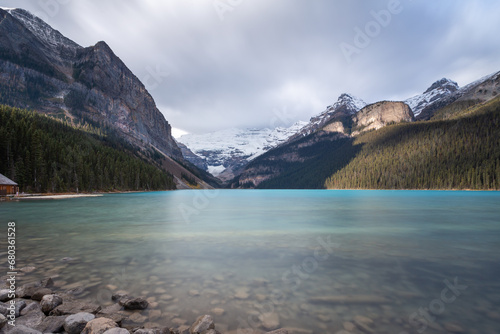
[353,101,414,134]
[0,8,182,159]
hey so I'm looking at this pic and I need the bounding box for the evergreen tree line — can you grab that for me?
[0,105,175,193]
[325,98,500,190]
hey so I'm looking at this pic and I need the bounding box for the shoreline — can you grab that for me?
[3,190,171,201]
[2,188,498,201]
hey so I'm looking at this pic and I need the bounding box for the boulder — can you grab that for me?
[0,289,12,302]
[31,288,53,301]
[14,299,26,317]
[190,315,215,334]
[13,309,45,329]
[3,324,42,333]
[266,330,288,334]
[51,299,101,315]
[0,313,7,329]
[35,315,67,333]
[103,328,131,334]
[20,301,40,316]
[82,317,118,334]
[40,294,63,314]
[0,302,7,316]
[64,312,96,334]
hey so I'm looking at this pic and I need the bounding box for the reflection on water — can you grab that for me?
[1,190,500,333]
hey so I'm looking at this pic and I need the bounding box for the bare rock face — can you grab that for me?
[0,8,182,159]
[353,101,414,134]
[322,121,345,134]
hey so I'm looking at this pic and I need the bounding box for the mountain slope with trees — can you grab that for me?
[230,95,500,190]
[325,96,500,190]
[0,105,176,193]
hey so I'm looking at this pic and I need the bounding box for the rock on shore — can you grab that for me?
[0,277,290,334]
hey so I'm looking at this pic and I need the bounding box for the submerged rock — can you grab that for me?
[444,322,465,333]
[233,288,249,300]
[117,296,149,310]
[211,308,225,316]
[309,295,390,305]
[353,315,374,333]
[259,313,280,331]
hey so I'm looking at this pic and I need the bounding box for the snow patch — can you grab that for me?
[178,121,307,173]
[207,165,226,176]
[405,78,459,116]
[6,8,81,50]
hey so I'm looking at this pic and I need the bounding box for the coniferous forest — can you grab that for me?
[250,97,500,190]
[0,105,176,193]
[325,97,500,190]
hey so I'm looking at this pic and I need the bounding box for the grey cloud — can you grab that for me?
[2,0,500,134]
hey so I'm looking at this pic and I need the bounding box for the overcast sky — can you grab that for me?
[3,1,500,136]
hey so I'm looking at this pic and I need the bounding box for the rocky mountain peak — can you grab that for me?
[405,78,459,118]
[424,78,459,94]
[327,93,367,115]
[288,93,366,140]
[4,8,81,51]
[0,7,182,159]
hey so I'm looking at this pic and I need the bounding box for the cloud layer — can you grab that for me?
[3,0,500,134]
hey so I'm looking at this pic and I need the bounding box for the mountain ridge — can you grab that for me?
[228,70,500,189]
[0,7,182,159]
[0,7,218,189]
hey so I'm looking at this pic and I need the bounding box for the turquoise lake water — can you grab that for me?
[1,190,500,333]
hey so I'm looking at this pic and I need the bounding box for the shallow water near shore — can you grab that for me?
[1,190,500,333]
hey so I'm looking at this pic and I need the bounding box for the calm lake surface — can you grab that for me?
[1,190,500,333]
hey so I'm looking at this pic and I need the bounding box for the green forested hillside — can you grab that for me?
[325,97,500,190]
[254,137,360,189]
[0,105,176,193]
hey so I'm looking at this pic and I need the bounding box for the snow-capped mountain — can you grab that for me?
[178,121,307,179]
[287,93,366,141]
[405,78,459,118]
[3,8,81,51]
[0,7,183,159]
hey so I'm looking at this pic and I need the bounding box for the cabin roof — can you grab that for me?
[0,173,17,185]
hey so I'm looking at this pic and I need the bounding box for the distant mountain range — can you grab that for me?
[177,121,307,181]
[179,72,500,187]
[0,7,216,189]
[1,6,498,191]
[228,71,500,189]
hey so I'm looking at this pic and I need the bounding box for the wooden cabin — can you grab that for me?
[0,173,18,196]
